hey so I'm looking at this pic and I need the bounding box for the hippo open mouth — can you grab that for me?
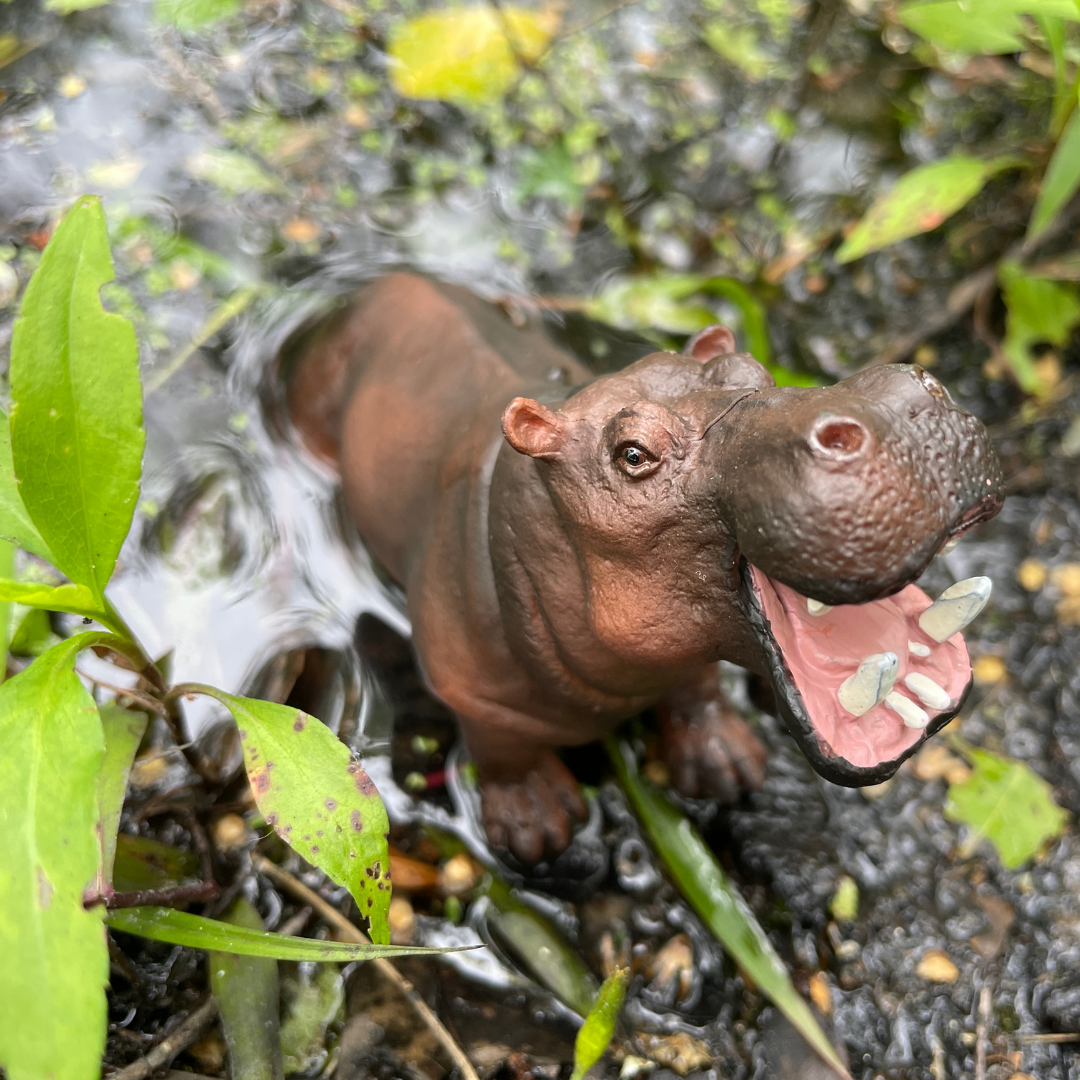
[741,560,984,786]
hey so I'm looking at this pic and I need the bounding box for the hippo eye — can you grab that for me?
[615,442,659,476]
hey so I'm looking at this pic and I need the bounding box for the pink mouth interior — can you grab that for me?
[749,567,971,769]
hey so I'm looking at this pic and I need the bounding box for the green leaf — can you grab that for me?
[836,155,1019,263]
[106,906,468,961]
[0,632,117,1080]
[186,686,393,944]
[999,259,1080,394]
[280,964,344,1075]
[1029,109,1080,240]
[43,0,110,12]
[155,0,239,31]
[587,273,717,335]
[388,7,560,106]
[486,876,599,1017]
[10,606,60,657]
[113,834,200,893]
[898,0,1078,54]
[94,704,148,898]
[0,409,52,563]
[570,968,629,1080]
[210,898,284,1080]
[606,739,850,1080]
[703,22,776,82]
[945,744,1068,868]
[0,579,118,630]
[9,195,144,609]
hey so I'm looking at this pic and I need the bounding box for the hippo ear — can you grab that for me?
[685,324,737,363]
[502,397,566,460]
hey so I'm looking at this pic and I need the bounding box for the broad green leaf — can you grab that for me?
[156,0,239,31]
[945,744,1067,868]
[0,409,51,563]
[186,148,285,197]
[836,155,1019,263]
[0,579,116,630]
[898,0,1078,54]
[606,739,850,1080]
[94,704,148,898]
[388,7,560,106]
[486,876,598,1017]
[210,898,284,1080]
[1029,109,1080,240]
[188,686,393,944]
[281,964,344,1075]
[570,968,629,1080]
[10,607,60,657]
[0,632,116,1080]
[999,259,1080,394]
[9,195,144,609]
[106,906,467,961]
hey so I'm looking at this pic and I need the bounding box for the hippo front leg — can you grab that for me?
[457,717,587,863]
[658,666,768,801]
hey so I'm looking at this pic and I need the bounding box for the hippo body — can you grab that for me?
[286,273,1004,861]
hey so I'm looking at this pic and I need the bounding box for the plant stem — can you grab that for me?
[0,539,14,682]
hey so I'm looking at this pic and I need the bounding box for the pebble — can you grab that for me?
[211,812,249,849]
[388,896,416,945]
[915,949,959,983]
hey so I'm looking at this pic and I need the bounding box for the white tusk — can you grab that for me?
[885,691,929,729]
[938,536,960,556]
[908,640,931,657]
[917,577,992,643]
[838,652,898,716]
[807,598,833,616]
[904,672,951,711]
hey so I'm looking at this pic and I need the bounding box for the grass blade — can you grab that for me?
[570,968,629,1080]
[606,738,850,1080]
[94,704,149,898]
[106,906,475,961]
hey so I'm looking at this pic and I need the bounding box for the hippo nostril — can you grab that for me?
[810,416,868,457]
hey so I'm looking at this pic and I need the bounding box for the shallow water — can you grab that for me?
[3,0,1080,1077]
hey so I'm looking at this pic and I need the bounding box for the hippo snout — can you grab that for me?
[718,364,1004,607]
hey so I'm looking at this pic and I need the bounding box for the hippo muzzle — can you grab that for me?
[713,364,1004,786]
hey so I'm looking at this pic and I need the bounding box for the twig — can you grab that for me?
[865,200,1079,367]
[253,854,480,1080]
[1018,1032,1080,1043]
[108,881,219,909]
[146,285,260,394]
[108,997,218,1080]
[976,985,992,1080]
[77,670,170,719]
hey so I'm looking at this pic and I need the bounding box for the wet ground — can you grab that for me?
[2,0,1080,1077]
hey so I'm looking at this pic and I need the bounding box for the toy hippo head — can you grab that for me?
[501,328,1005,787]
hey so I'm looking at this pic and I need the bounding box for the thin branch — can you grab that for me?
[108,997,218,1080]
[76,670,170,719]
[252,854,480,1080]
[108,881,219,909]
[975,985,992,1080]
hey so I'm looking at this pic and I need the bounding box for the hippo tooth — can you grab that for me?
[838,652,899,717]
[908,640,932,657]
[807,598,833,616]
[903,673,951,711]
[938,536,960,556]
[884,691,930,729]
[917,577,992,643]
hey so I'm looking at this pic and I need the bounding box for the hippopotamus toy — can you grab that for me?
[285,273,1004,863]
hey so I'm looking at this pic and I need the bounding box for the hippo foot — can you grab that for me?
[479,750,588,864]
[659,689,767,802]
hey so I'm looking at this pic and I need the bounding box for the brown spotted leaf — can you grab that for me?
[194,687,391,943]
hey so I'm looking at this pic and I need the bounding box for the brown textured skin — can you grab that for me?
[285,273,1004,862]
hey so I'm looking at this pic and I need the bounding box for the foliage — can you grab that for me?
[606,738,850,1080]
[897,0,1077,55]
[570,968,629,1080]
[388,7,560,106]
[1029,109,1080,240]
[156,0,239,31]
[945,742,1068,868]
[836,155,1019,263]
[999,260,1080,394]
[210,898,284,1080]
[0,196,414,1079]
